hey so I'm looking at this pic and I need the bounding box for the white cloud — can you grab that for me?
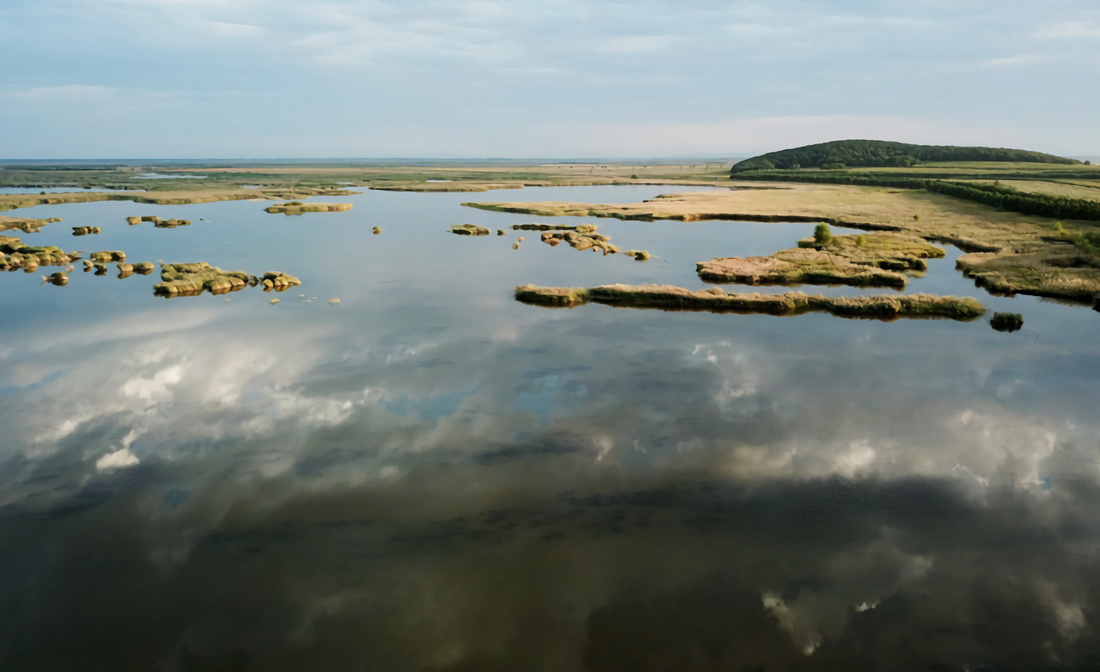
[95,447,140,472]
[208,20,264,36]
[724,22,797,38]
[1036,21,1100,39]
[7,84,112,101]
[122,364,184,405]
[980,54,1051,68]
[599,35,678,55]
[1,84,176,113]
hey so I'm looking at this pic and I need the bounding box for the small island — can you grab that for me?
[155,262,302,297]
[515,284,985,320]
[264,202,353,215]
[697,230,945,289]
[450,224,492,235]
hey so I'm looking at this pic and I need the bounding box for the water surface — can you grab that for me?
[2,185,1099,671]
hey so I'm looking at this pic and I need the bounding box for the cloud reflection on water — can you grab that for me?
[2,183,1100,670]
[2,290,1099,670]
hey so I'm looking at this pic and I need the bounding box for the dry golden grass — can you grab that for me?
[474,181,1100,303]
[964,180,1100,202]
[515,283,985,320]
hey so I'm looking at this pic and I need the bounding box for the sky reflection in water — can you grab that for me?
[1,185,1099,671]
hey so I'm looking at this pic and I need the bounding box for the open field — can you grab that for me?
[0,186,354,214]
[177,162,733,178]
[964,179,1100,202]
[858,161,1100,175]
[175,163,733,191]
[0,163,730,203]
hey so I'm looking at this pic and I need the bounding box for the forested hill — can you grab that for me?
[731,140,1080,172]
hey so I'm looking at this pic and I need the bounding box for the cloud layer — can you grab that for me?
[0,0,1097,156]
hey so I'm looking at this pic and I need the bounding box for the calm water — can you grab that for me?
[2,185,1099,671]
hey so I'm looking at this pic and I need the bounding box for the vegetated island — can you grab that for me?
[126,215,191,228]
[0,186,353,215]
[155,263,301,297]
[697,229,944,289]
[515,284,985,320]
[450,224,492,235]
[466,140,1100,305]
[0,235,81,272]
[0,215,61,234]
[264,202,353,214]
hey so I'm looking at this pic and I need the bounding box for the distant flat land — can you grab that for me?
[0,162,732,205]
[3,159,1099,306]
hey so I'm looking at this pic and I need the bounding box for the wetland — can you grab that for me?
[2,163,1100,671]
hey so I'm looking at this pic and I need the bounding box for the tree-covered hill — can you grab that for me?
[731,140,1080,172]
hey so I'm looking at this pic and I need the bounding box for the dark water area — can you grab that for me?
[1,185,1099,671]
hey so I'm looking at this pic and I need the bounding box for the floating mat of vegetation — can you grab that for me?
[449,224,491,235]
[264,202,353,214]
[515,283,985,320]
[154,262,301,298]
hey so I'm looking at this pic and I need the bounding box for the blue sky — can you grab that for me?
[1,0,1098,158]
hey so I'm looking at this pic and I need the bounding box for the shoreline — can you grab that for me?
[467,182,1100,305]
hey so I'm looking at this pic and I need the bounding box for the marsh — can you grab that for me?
[1,183,1099,671]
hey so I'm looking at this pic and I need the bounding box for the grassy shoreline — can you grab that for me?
[515,284,985,320]
[468,182,1100,305]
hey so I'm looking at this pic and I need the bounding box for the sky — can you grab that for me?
[0,0,1098,159]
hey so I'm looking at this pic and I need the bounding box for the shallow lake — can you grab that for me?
[2,185,1099,671]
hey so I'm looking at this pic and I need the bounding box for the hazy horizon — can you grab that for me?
[2,154,1099,166]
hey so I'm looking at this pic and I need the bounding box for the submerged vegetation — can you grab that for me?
[539,228,619,255]
[532,225,651,261]
[515,284,984,320]
[512,223,599,233]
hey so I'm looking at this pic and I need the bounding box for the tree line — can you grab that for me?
[732,140,1080,172]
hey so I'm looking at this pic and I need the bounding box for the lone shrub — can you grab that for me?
[813,223,834,247]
